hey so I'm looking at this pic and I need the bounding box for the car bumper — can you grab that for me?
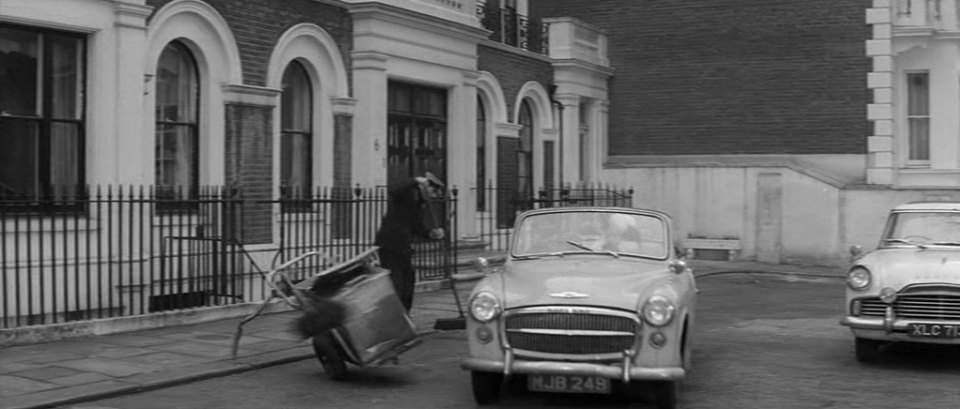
[840,316,960,344]
[461,357,685,382]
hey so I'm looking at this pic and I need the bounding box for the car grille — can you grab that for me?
[504,309,638,355]
[858,291,960,320]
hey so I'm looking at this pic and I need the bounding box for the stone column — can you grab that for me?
[113,1,152,185]
[450,70,480,239]
[866,1,894,185]
[556,93,580,185]
[351,51,389,188]
[594,99,610,183]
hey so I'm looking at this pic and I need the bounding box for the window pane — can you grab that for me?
[909,118,930,161]
[907,73,929,116]
[49,35,84,120]
[0,118,39,197]
[280,132,311,197]
[0,26,40,117]
[50,121,80,192]
[517,99,534,209]
[156,42,198,123]
[155,41,198,203]
[281,61,311,132]
[519,100,533,152]
[155,124,196,198]
[427,89,445,116]
[476,97,486,211]
[388,83,410,113]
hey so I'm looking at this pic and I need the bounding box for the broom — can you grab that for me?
[433,271,466,330]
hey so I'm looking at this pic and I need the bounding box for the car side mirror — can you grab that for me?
[669,259,688,275]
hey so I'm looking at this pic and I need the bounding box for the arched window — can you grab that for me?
[155,41,199,204]
[476,96,486,211]
[517,99,534,209]
[280,61,313,201]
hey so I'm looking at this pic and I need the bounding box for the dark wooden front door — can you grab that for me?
[387,82,447,187]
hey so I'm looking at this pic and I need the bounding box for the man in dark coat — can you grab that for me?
[375,173,445,311]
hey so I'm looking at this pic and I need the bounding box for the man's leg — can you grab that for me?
[396,257,415,311]
[379,249,415,311]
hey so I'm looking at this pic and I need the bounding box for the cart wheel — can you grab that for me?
[312,333,348,381]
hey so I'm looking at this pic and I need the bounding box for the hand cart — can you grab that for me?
[232,247,422,380]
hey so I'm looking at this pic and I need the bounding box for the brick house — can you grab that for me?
[0,0,618,330]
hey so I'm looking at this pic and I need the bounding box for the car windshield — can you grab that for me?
[512,210,668,259]
[884,211,960,246]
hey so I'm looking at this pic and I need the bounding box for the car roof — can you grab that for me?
[517,206,670,219]
[893,202,960,212]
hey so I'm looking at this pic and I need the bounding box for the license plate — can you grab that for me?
[527,375,612,394]
[907,323,960,338]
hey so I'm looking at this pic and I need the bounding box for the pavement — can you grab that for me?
[0,259,843,409]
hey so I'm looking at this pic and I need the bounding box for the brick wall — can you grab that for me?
[146,0,352,87]
[478,45,554,118]
[225,104,272,244]
[531,0,870,156]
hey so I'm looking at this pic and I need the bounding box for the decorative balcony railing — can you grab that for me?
[477,0,549,54]
[893,0,959,32]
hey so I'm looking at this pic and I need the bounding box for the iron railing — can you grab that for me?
[0,185,459,329]
[0,186,250,328]
[268,186,459,285]
[477,0,549,54]
[473,182,634,251]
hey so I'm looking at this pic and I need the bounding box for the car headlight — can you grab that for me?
[642,295,675,327]
[469,292,501,322]
[846,267,871,291]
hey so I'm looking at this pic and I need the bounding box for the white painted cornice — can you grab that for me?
[222,84,281,106]
[352,51,389,70]
[114,1,153,30]
[495,122,523,137]
[551,59,614,78]
[553,93,580,107]
[332,97,358,115]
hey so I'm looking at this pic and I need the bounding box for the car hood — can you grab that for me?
[863,248,960,289]
[499,257,671,311]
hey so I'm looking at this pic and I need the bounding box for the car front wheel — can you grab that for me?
[471,371,503,405]
[650,380,679,409]
[855,337,883,362]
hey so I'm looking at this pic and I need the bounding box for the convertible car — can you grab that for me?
[460,207,696,408]
[842,202,960,362]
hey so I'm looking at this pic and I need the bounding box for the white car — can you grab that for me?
[460,207,696,408]
[841,202,960,362]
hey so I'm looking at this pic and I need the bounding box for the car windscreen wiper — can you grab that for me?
[931,241,960,246]
[514,252,571,260]
[885,238,927,249]
[565,240,619,258]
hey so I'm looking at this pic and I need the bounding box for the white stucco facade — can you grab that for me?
[867,0,960,187]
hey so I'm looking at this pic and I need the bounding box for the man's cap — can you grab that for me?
[424,172,445,188]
